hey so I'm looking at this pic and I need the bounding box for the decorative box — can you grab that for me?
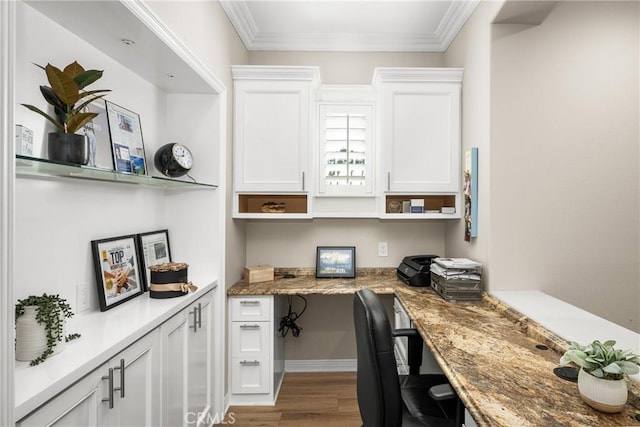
[244,265,274,283]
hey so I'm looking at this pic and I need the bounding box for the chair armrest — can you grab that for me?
[392,328,420,338]
[428,383,456,401]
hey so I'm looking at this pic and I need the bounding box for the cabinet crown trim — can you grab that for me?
[372,67,463,84]
[232,65,321,82]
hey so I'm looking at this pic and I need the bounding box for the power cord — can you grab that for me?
[278,295,307,337]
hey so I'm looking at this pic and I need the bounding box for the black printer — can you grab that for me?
[396,255,439,287]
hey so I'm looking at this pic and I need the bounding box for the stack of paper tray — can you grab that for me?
[430,258,483,301]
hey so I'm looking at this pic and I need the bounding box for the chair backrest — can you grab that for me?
[353,289,403,427]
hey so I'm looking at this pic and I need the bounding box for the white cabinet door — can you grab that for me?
[16,365,108,427]
[161,292,213,427]
[376,69,462,194]
[187,297,213,427]
[110,329,160,427]
[233,78,315,193]
[17,330,160,427]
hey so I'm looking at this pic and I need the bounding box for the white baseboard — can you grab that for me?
[284,358,357,372]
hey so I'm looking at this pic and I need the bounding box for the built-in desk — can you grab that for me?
[227,269,640,426]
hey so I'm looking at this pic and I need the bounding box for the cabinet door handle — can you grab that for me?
[196,303,202,329]
[302,171,305,191]
[113,358,125,398]
[240,324,261,329]
[240,360,260,366]
[190,308,198,332]
[387,171,391,191]
[101,368,115,409]
[240,300,261,305]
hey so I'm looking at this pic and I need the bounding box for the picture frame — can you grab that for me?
[82,99,114,170]
[137,229,172,291]
[316,246,356,278]
[105,101,147,175]
[91,234,144,311]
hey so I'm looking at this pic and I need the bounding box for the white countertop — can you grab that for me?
[14,281,217,421]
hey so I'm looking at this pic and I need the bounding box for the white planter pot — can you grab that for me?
[15,306,66,362]
[577,367,628,413]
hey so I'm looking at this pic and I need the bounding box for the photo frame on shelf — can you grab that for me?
[105,101,147,175]
[82,99,114,170]
[463,147,478,241]
[316,246,356,278]
[137,229,172,291]
[91,234,144,311]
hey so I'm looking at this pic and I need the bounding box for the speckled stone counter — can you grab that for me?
[228,269,640,426]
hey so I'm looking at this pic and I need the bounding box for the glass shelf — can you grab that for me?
[16,156,217,190]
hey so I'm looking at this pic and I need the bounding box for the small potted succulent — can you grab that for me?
[15,294,81,366]
[560,340,640,413]
[21,61,109,165]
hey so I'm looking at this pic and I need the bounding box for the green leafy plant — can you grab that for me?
[15,294,81,366]
[21,61,110,134]
[560,340,640,380]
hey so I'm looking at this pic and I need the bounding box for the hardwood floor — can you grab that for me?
[217,372,362,427]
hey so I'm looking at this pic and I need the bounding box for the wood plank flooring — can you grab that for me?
[217,372,362,427]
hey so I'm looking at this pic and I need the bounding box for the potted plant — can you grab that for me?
[21,61,110,165]
[15,294,81,366]
[560,339,640,413]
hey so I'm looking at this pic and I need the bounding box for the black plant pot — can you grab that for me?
[48,132,89,165]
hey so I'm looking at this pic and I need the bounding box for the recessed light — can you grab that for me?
[166,74,176,79]
[121,39,135,46]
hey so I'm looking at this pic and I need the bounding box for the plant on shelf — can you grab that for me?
[21,60,110,165]
[15,294,81,366]
[560,340,640,413]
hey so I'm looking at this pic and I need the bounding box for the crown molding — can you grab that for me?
[231,65,321,83]
[372,67,463,84]
[221,0,479,53]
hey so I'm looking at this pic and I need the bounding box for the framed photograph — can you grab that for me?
[105,101,147,175]
[137,229,172,291]
[82,100,114,170]
[91,235,144,311]
[316,246,356,278]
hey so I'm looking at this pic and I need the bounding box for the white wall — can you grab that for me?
[490,1,639,330]
[147,0,250,287]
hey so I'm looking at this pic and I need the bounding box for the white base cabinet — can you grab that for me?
[17,330,161,427]
[228,296,285,405]
[161,291,214,427]
[16,290,214,427]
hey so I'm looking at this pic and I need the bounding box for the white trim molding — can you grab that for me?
[0,0,15,424]
[220,0,478,52]
[372,67,464,84]
[284,359,357,373]
[231,65,321,82]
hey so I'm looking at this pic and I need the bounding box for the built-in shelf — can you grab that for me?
[16,155,217,190]
[237,194,308,214]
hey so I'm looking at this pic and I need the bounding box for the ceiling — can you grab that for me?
[220,0,480,52]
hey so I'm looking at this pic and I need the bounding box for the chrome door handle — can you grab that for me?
[101,368,115,409]
[113,358,125,398]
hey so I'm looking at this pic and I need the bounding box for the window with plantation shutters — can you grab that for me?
[318,104,373,195]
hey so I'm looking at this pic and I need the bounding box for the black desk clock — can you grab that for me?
[154,143,193,178]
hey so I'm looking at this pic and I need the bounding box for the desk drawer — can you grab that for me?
[231,356,270,394]
[230,296,272,321]
[231,321,270,357]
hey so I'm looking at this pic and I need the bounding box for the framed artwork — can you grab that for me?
[137,229,172,291]
[82,100,114,170]
[91,235,144,311]
[316,246,356,278]
[105,101,147,175]
[463,147,478,241]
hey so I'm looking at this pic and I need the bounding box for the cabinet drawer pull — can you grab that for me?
[240,324,261,329]
[387,171,391,191]
[240,360,260,366]
[101,368,115,409]
[239,300,261,305]
[113,358,125,398]
[302,171,305,191]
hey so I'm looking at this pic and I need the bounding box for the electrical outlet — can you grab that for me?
[378,241,389,257]
[77,282,90,312]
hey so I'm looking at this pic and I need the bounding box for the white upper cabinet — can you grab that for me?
[373,68,463,194]
[232,66,320,193]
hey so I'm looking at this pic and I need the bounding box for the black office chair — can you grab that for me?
[353,289,459,427]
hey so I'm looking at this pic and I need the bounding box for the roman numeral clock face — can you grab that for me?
[154,143,193,178]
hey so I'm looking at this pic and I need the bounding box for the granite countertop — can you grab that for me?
[227,269,640,426]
